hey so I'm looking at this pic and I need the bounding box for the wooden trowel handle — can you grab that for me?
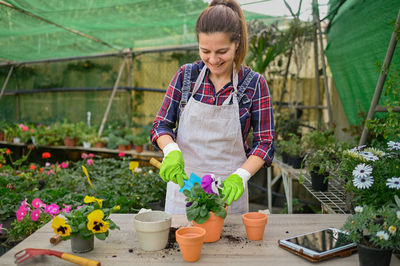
[150,158,162,169]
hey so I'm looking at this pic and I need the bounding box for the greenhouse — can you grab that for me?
[0,0,399,265]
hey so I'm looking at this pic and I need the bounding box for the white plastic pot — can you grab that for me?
[133,211,172,251]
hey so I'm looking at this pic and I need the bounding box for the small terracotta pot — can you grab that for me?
[135,145,143,153]
[64,137,76,147]
[118,145,127,151]
[192,208,227,243]
[94,142,105,148]
[176,227,206,262]
[242,212,268,241]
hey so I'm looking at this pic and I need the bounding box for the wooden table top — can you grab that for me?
[1,214,399,266]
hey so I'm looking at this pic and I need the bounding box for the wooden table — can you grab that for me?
[2,214,399,265]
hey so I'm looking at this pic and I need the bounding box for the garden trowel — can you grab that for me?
[149,158,201,193]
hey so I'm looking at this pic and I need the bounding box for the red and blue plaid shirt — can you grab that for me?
[151,61,275,166]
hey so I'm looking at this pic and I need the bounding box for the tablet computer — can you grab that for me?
[278,228,357,262]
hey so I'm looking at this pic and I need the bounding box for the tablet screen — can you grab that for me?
[284,228,352,253]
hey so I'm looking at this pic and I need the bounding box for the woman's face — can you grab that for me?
[198,32,238,77]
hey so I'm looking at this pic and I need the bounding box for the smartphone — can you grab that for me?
[278,228,357,262]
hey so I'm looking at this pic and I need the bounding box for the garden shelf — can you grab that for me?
[268,158,348,214]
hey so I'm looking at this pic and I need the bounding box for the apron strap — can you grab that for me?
[180,63,193,109]
[237,68,257,104]
[222,66,239,105]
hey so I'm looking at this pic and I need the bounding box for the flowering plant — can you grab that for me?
[342,196,400,250]
[337,141,400,209]
[51,195,120,240]
[183,174,227,224]
[7,198,56,241]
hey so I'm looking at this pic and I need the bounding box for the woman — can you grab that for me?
[151,0,274,214]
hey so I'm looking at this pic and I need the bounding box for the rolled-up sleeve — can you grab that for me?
[249,75,275,166]
[151,66,185,149]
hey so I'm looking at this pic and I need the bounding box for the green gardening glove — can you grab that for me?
[222,168,251,205]
[159,150,188,188]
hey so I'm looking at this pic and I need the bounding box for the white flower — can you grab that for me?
[134,167,143,173]
[211,175,223,193]
[354,206,363,213]
[353,176,374,189]
[388,225,397,235]
[352,163,373,178]
[148,170,153,174]
[388,141,400,151]
[376,231,389,240]
[397,211,400,219]
[386,177,400,189]
[350,145,366,152]
[364,147,385,157]
[359,151,379,161]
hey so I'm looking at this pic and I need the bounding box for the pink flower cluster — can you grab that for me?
[81,153,95,165]
[19,123,29,132]
[16,198,68,223]
[58,162,69,169]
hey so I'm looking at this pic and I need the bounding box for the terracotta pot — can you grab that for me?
[64,137,76,147]
[118,145,127,151]
[70,234,94,253]
[0,131,4,141]
[242,212,268,241]
[176,227,206,262]
[94,142,105,148]
[135,145,143,153]
[192,208,226,243]
[133,211,172,251]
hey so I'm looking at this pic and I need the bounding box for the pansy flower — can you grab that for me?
[354,206,363,213]
[87,210,109,234]
[201,174,222,195]
[388,225,397,235]
[51,216,72,237]
[84,195,103,208]
[376,231,389,240]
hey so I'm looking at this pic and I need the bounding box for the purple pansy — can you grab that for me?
[201,174,222,195]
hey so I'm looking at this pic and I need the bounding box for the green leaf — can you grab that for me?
[95,232,107,240]
[194,213,210,224]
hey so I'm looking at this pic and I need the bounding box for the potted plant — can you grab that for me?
[0,121,9,141]
[134,135,147,153]
[91,136,107,148]
[51,195,120,253]
[337,141,400,210]
[280,133,304,168]
[183,174,227,243]
[116,137,130,151]
[342,197,400,266]
[60,122,80,147]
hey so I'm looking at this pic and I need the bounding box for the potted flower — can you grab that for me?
[60,122,81,146]
[51,195,120,253]
[337,141,400,210]
[133,134,147,153]
[91,136,107,148]
[183,174,227,242]
[342,197,400,266]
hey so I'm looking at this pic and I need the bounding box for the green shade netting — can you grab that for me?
[325,0,400,125]
[0,0,272,64]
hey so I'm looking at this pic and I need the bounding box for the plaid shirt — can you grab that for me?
[151,61,275,166]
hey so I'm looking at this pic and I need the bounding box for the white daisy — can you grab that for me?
[354,206,363,213]
[353,175,374,189]
[352,163,373,178]
[376,231,389,240]
[362,154,379,161]
[388,225,397,235]
[388,141,400,151]
[397,211,400,220]
[365,147,385,157]
[386,177,400,189]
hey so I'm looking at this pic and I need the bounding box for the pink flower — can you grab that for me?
[16,207,27,222]
[87,159,94,165]
[32,198,43,208]
[45,162,51,167]
[20,198,28,208]
[88,153,95,158]
[59,162,69,169]
[30,209,41,221]
[45,203,59,216]
[76,205,84,210]
[81,153,88,159]
[0,224,3,234]
[118,152,125,157]
[62,204,72,213]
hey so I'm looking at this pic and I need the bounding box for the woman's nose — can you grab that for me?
[209,54,219,64]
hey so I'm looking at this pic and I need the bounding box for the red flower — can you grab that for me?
[42,152,51,159]
[0,163,2,168]
[5,149,11,155]
[118,152,125,157]
[29,164,36,170]
[40,167,43,173]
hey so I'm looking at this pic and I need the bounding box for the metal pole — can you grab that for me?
[359,9,400,145]
[98,57,127,137]
[315,1,333,127]
[312,0,322,128]
[0,65,14,101]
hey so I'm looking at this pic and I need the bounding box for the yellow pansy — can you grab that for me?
[84,195,103,207]
[51,216,72,237]
[87,210,109,233]
[113,205,121,211]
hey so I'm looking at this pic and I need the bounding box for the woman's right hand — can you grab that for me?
[159,150,188,188]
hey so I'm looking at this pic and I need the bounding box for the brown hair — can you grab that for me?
[196,0,247,72]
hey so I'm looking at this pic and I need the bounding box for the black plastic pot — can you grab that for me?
[287,155,304,169]
[357,244,392,266]
[281,152,289,164]
[310,169,329,192]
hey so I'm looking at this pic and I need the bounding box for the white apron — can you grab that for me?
[164,64,249,214]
